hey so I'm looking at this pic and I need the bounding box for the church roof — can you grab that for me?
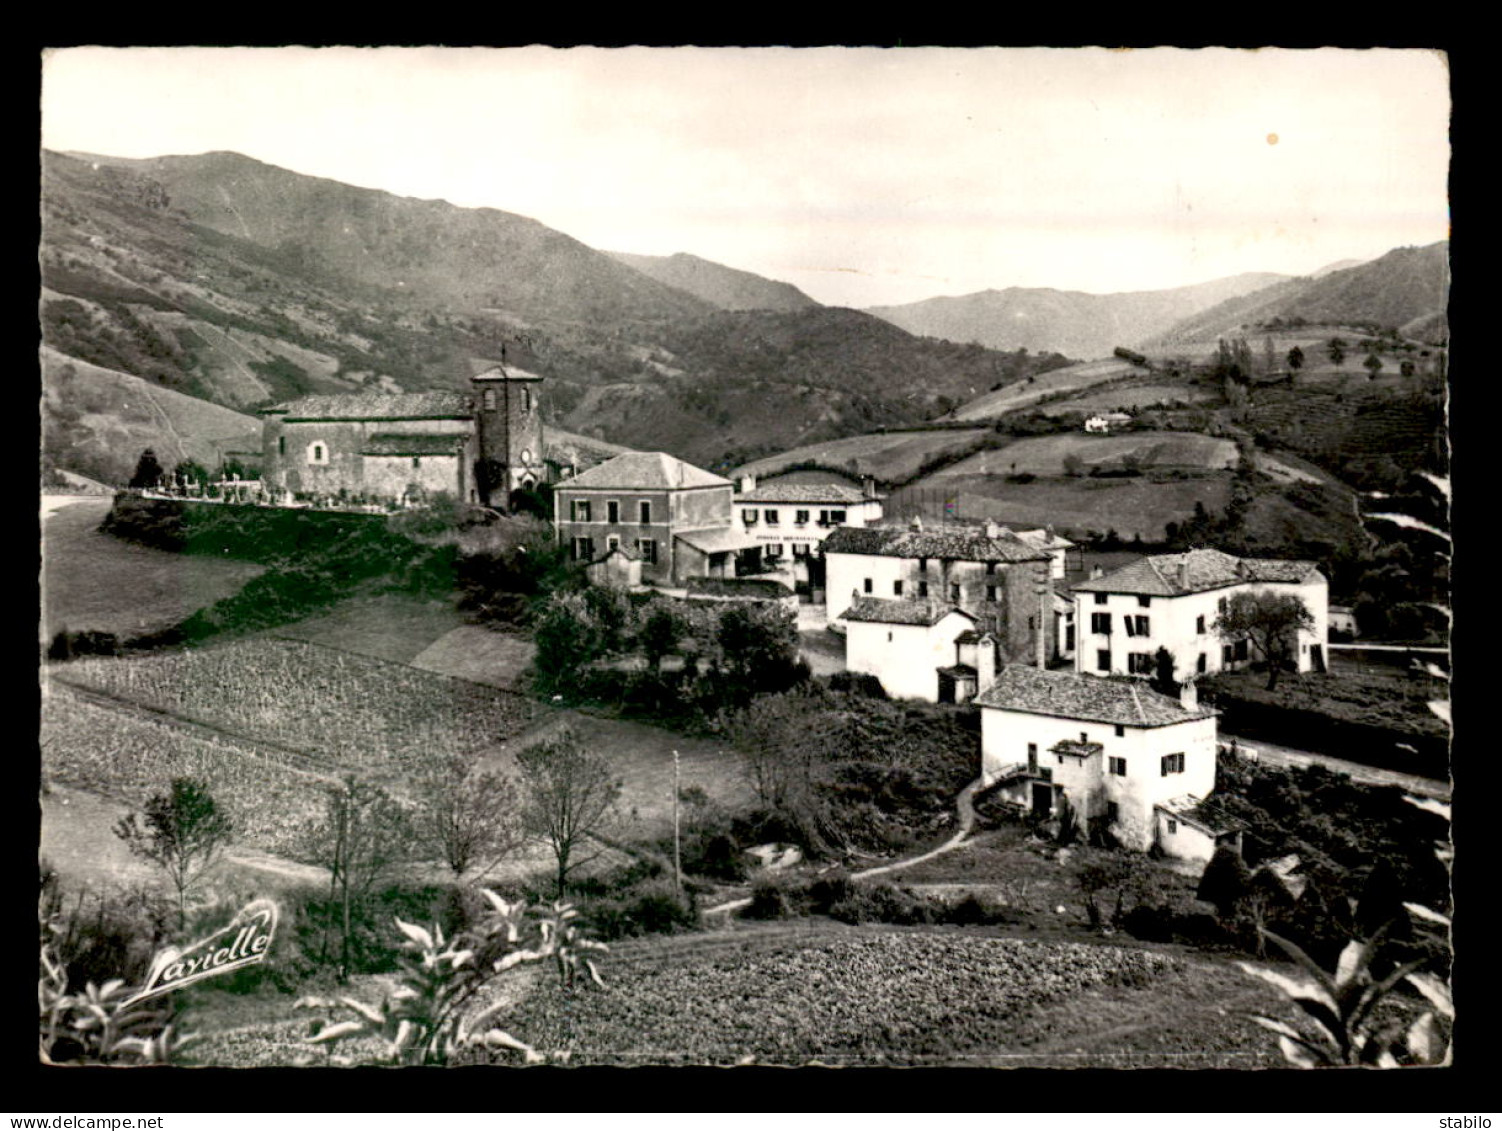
[361,433,466,457]
[561,452,730,491]
[1071,548,1321,597]
[974,666,1216,728]
[264,391,471,421]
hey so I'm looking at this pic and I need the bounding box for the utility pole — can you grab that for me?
[672,749,682,897]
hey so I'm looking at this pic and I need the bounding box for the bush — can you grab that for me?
[826,672,889,699]
[828,881,932,926]
[42,880,174,993]
[586,878,698,941]
[744,875,804,921]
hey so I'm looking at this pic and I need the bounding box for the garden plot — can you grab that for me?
[505,925,1287,1067]
[732,428,992,483]
[929,431,1237,478]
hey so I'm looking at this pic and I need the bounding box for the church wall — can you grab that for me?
[262,417,469,498]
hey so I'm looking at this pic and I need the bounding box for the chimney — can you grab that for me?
[1036,562,1050,669]
[862,475,877,500]
[911,515,923,532]
[1178,559,1189,590]
[738,475,756,494]
[977,634,997,693]
[985,520,1000,540]
[1090,566,1104,580]
[1179,677,1198,712]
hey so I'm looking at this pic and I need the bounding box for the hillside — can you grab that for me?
[606,251,820,312]
[865,272,1287,359]
[41,347,262,485]
[42,149,1076,474]
[1147,242,1450,348]
[68,151,713,327]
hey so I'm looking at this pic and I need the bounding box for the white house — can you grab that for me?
[975,665,1224,856]
[1071,548,1329,683]
[842,598,988,703]
[733,476,884,596]
[824,520,1056,667]
[1084,411,1133,434]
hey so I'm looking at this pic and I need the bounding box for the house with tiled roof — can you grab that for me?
[1072,548,1328,683]
[975,665,1223,855]
[825,518,1057,667]
[259,364,547,506]
[732,474,884,597]
[553,452,763,586]
[841,598,988,702]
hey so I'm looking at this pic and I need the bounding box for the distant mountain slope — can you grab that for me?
[63,150,713,327]
[606,251,820,312]
[865,273,1288,359]
[40,149,1079,473]
[1148,242,1450,347]
[41,346,262,485]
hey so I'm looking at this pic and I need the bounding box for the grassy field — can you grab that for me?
[272,592,467,666]
[948,358,1148,422]
[731,428,992,483]
[41,496,266,643]
[1036,381,1215,417]
[930,431,1237,477]
[895,473,1232,542]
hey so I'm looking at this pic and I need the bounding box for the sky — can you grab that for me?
[40,46,1451,309]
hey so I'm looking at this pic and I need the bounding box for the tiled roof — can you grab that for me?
[974,666,1216,728]
[1157,793,1246,836]
[361,433,465,457]
[843,597,974,627]
[686,576,794,600]
[936,664,979,679]
[737,483,872,504]
[1050,740,1104,757]
[470,363,543,381]
[673,527,765,554]
[822,524,1051,564]
[560,452,730,491]
[264,391,471,420]
[1071,548,1320,597]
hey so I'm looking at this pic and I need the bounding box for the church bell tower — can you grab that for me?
[470,362,545,506]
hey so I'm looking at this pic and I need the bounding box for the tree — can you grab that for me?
[417,755,521,878]
[172,459,210,491]
[515,727,623,897]
[532,592,602,696]
[1363,353,1385,380]
[1287,345,1305,373]
[1196,844,1254,919]
[1327,338,1347,366]
[129,449,165,490]
[113,778,232,929]
[1149,646,1178,698]
[1062,452,1085,478]
[1213,590,1316,690]
[308,776,413,981]
[716,603,802,699]
[640,606,684,670]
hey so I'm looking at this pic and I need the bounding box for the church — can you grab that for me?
[258,364,548,507]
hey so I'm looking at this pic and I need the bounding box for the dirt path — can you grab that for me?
[702,776,983,917]
[1225,731,1450,801]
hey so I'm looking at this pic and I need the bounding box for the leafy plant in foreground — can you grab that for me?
[296,891,607,1066]
[39,920,194,1065]
[1239,794,1452,1066]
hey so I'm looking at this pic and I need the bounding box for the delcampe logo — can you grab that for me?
[121,899,279,1006]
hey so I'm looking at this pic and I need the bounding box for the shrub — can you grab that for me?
[827,671,889,699]
[829,881,933,926]
[586,879,697,941]
[744,875,803,921]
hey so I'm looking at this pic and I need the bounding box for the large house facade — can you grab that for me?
[975,665,1225,857]
[841,599,988,703]
[732,475,884,597]
[1071,548,1329,682]
[552,452,763,587]
[259,364,546,507]
[824,520,1056,667]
